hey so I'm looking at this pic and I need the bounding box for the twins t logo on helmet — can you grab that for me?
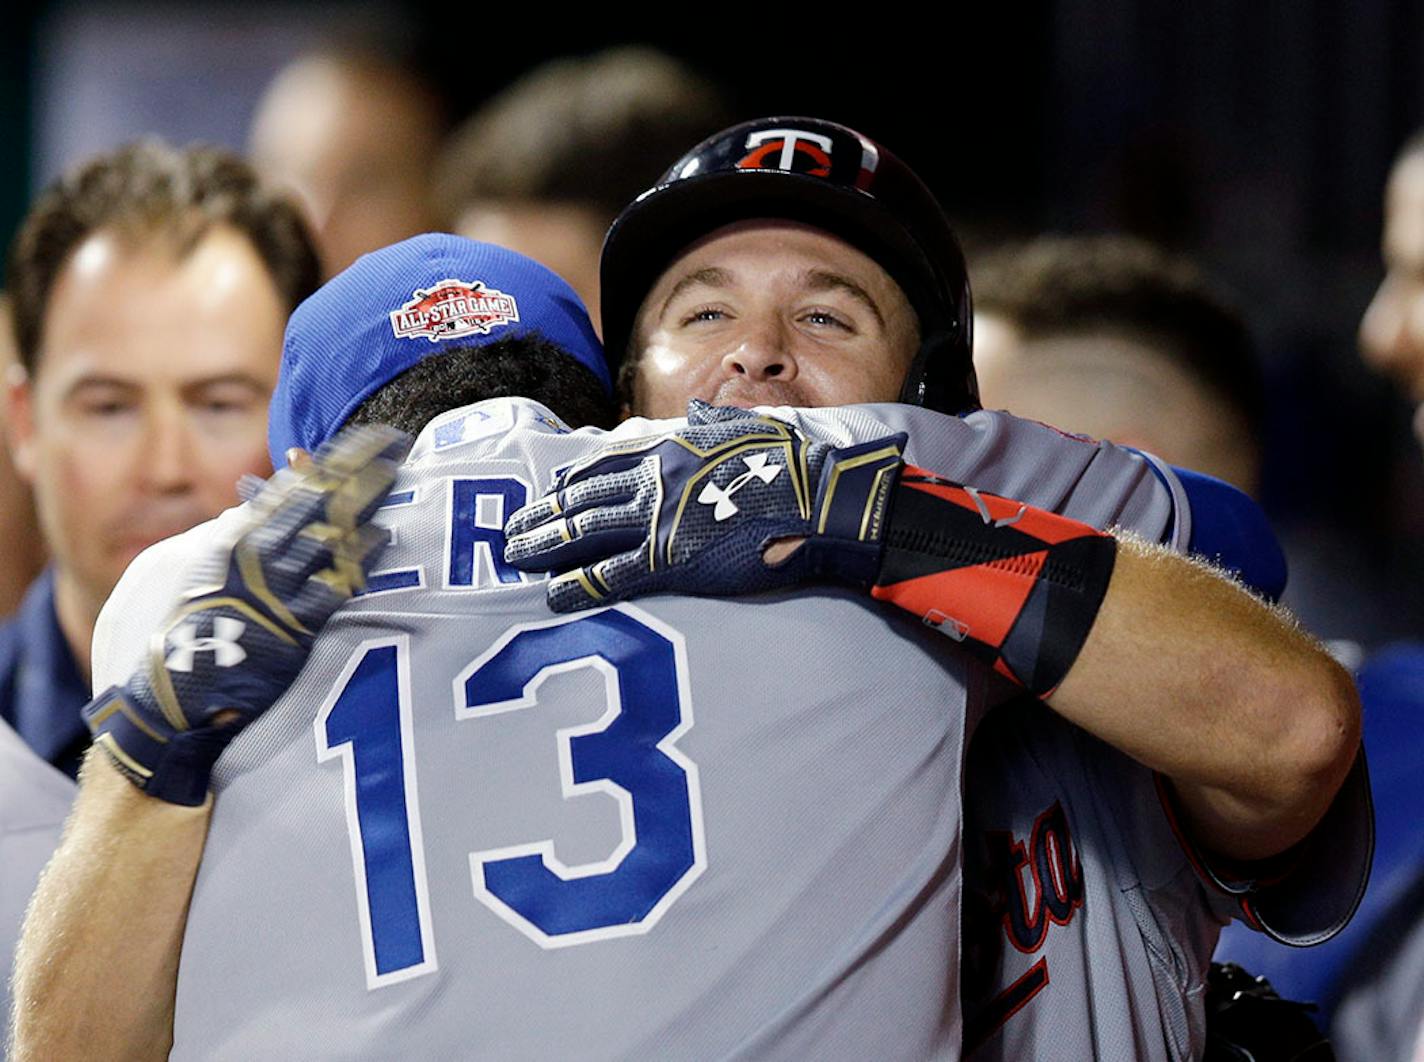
[737,129,834,177]
[165,617,247,672]
[698,453,782,521]
[389,279,520,342]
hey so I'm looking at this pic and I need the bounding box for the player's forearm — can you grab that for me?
[865,474,1359,861]
[1048,534,1361,861]
[9,750,210,1061]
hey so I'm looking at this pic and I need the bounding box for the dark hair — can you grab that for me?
[433,47,731,227]
[346,333,618,436]
[6,139,320,371]
[972,234,1266,437]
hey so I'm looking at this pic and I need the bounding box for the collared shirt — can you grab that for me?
[0,569,94,779]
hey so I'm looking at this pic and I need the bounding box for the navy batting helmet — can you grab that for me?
[600,116,977,414]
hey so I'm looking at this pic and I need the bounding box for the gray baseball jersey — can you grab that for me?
[93,397,1176,1060]
[0,718,74,1033]
[954,571,1370,1054]
[961,700,1237,1061]
[960,709,1370,1062]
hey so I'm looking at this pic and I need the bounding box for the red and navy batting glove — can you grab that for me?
[83,424,410,806]
[503,400,906,611]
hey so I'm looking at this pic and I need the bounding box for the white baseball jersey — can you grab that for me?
[0,718,75,1032]
[93,397,1177,1060]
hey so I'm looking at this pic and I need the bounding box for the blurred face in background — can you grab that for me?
[454,201,608,332]
[5,226,285,628]
[0,298,44,613]
[1360,147,1424,445]
[249,54,442,278]
[974,315,1262,495]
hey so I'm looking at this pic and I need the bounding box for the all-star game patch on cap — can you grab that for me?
[267,233,610,466]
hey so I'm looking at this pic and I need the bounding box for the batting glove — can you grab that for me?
[503,400,907,612]
[84,424,411,805]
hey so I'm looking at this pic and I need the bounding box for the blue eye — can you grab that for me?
[683,306,727,325]
[803,310,850,330]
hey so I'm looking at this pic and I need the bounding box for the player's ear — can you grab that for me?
[4,362,38,484]
[285,447,315,473]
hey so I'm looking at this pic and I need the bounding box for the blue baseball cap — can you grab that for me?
[268,233,610,466]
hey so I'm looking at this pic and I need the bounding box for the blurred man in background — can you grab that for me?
[249,46,446,278]
[1306,131,1424,1062]
[1203,131,1424,1061]
[972,234,1265,496]
[0,297,44,615]
[434,46,729,331]
[1360,132,1424,452]
[1,139,319,781]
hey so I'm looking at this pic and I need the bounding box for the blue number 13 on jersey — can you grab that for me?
[317,606,704,987]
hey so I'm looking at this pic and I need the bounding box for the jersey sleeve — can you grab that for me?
[784,403,1178,541]
[799,404,1291,604]
[1165,464,1287,601]
[1157,753,1374,947]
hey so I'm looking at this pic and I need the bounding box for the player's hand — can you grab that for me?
[84,424,411,806]
[503,400,907,612]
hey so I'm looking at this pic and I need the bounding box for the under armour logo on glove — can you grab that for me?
[504,400,907,613]
[165,618,248,672]
[698,453,782,521]
[84,423,411,806]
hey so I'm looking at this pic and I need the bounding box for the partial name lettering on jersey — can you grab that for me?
[360,473,532,597]
[359,399,577,598]
[963,797,1084,1055]
[960,697,1225,1062]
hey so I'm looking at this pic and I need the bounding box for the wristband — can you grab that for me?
[870,467,1117,696]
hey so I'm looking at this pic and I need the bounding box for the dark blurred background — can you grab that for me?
[1,0,1420,644]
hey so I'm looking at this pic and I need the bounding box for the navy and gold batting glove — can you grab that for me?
[83,424,410,805]
[503,400,906,612]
